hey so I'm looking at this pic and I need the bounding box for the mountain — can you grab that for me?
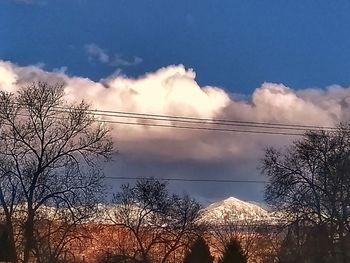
[200,196,276,224]
[91,196,281,225]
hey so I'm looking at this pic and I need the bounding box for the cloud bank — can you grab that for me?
[2,60,350,201]
[0,60,345,162]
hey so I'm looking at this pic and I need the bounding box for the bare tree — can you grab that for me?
[33,199,94,263]
[207,209,277,263]
[108,178,202,263]
[0,82,113,263]
[261,125,350,263]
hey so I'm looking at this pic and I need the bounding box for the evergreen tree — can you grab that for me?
[183,237,213,263]
[219,239,247,263]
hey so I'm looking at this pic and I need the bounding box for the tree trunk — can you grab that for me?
[338,228,348,263]
[23,209,35,263]
[4,218,18,263]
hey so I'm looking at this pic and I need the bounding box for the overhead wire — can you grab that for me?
[4,102,337,129]
[1,102,338,136]
[105,176,267,184]
[0,102,338,185]
[4,110,304,136]
[97,119,304,136]
[52,105,337,131]
[65,111,325,132]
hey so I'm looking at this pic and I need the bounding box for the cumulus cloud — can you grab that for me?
[4,59,350,201]
[84,43,142,67]
[0,60,346,164]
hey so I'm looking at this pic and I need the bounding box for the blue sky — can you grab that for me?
[2,0,350,94]
[2,0,350,203]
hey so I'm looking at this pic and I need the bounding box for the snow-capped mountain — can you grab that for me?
[1,197,281,226]
[200,196,276,224]
[90,197,281,225]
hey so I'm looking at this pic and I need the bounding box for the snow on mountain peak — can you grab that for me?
[201,196,273,223]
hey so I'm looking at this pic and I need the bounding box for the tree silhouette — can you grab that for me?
[0,224,15,262]
[183,237,213,263]
[261,125,350,262]
[110,178,202,263]
[277,223,333,263]
[0,82,113,263]
[218,239,247,263]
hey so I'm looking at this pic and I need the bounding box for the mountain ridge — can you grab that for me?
[200,196,277,224]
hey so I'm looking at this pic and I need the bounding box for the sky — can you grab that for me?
[2,0,350,204]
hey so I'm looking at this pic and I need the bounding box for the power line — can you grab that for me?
[65,111,327,132]
[105,176,267,184]
[6,101,336,130]
[98,119,304,136]
[82,108,337,130]
[6,111,303,136]
[4,102,338,136]
[51,105,337,131]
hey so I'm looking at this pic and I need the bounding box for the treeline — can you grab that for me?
[100,236,248,263]
[89,177,276,263]
[101,236,247,263]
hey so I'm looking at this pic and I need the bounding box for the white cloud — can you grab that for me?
[84,43,142,67]
[84,43,109,64]
[0,60,346,163]
[0,61,18,92]
[110,55,143,67]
